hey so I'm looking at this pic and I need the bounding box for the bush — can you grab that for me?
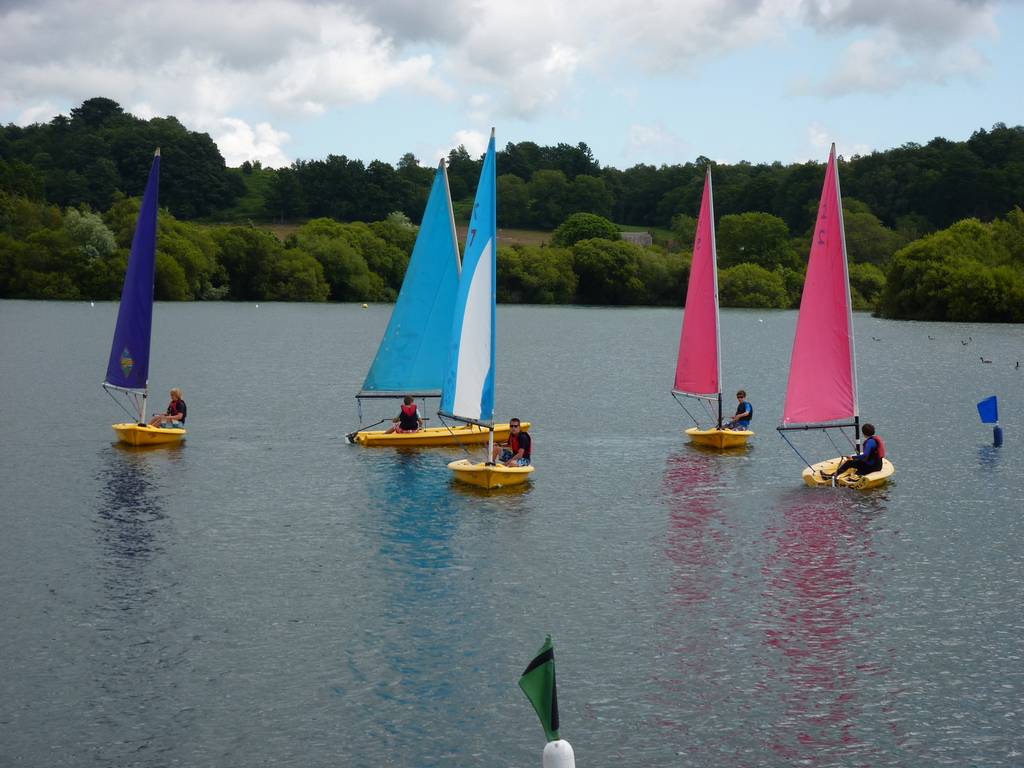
[718,263,789,308]
[551,212,619,247]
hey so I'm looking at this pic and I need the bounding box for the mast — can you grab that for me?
[442,158,461,277]
[708,168,722,429]
[833,144,861,451]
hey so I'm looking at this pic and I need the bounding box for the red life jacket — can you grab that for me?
[872,434,886,459]
[398,403,419,430]
[508,431,531,458]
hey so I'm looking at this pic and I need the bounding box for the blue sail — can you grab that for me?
[105,150,160,391]
[359,161,461,397]
[440,130,496,424]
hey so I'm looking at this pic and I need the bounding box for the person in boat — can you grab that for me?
[149,387,186,428]
[724,390,752,430]
[491,418,531,466]
[827,423,885,478]
[384,396,423,433]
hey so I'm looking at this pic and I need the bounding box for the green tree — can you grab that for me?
[567,174,613,218]
[670,213,697,251]
[571,238,647,304]
[497,174,530,227]
[718,263,788,308]
[717,212,794,269]
[848,262,886,310]
[497,245,577,303]
[551,212,619,247]
[528,170,571,229]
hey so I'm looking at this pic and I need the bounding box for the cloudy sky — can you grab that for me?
[1,0,1022,169]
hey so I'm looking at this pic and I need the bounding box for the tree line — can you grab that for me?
[2,98,1023,320]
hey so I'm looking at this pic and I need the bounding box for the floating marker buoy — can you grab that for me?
[362,303,368,308]
[543,740,576,768]
[256,304,259,308]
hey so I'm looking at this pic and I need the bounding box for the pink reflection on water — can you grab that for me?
[663,449,729,606]
[650,449,734,753]
[759,493,884,765]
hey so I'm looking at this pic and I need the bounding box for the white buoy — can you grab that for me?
[361,303,368,308]
[256,304,260,308]
[543,740,575,768]
[90,301,95,307]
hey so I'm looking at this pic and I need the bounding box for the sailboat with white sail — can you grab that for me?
[348,158,527,447]
[672,168,754,449]
[777,144,894,488]
[441,129,534,489]
[103,149,185,447]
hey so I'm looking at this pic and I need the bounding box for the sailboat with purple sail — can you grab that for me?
[102,148,185,446]
[672,168,753,449]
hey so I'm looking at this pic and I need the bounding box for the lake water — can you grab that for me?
[1,300,1022,767]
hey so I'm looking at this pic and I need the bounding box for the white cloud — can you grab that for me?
[0,0,447,158]
[208,118,292,168]
[0,0,1011,165]
[797,0,999,94]
[803,121,872,161]
[625,122,691,163]
[452,129,489,158]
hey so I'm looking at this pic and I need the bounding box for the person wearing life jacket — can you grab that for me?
[725,389,753,430]
[385,396,423,433]
[148,387,187,428]
[832,423,885,477]
[491,418,531,466]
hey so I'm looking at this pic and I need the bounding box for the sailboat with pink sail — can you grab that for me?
[777,144,894,488]
[672,168,754,449]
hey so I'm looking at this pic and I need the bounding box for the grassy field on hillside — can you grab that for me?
[211,221,674,250]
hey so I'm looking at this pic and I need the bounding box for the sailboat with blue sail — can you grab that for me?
[442,129,534,488]
[350,157,528,447]
[103,148,185,446]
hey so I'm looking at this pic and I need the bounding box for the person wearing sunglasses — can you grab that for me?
[491,418,531,466]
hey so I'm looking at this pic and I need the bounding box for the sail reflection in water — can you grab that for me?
[89,446,190,764]
[96,447,174,602]
[651,449,738,748]
[757,492,892,764]
[336,450,478,753]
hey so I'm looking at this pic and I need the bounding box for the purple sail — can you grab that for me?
[105,151,159,391]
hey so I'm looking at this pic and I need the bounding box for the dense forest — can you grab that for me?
[2,97,1023,321]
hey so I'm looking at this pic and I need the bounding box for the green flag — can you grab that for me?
[518,635,560,742]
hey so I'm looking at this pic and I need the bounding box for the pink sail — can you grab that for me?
[673,169,720,398]
[781,144,858,426]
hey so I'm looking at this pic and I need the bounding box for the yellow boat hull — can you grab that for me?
[802,457,895,489]
[685,427,754,449]
[352,422,529,447]
[447,459,534,489]
[112,423,187,447]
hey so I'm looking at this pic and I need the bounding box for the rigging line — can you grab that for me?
[824,427,845,457]
[104,386,139,422]
[437,414,476,457]
[778,429,815,471]
[671,392,701,427]
[840,426,857,450]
